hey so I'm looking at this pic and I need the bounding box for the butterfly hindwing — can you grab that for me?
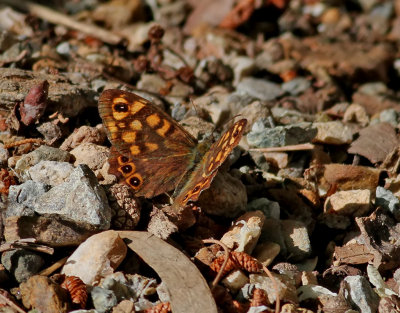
[173,119,247,207]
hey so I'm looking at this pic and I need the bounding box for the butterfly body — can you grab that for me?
[98,89,246,209]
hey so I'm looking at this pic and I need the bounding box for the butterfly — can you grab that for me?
[98,89,247,210]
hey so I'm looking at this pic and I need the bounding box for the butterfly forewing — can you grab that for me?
[173,119,247,207]
[99,89,197,160]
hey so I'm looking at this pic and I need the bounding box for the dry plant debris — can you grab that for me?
[0,0,399,312]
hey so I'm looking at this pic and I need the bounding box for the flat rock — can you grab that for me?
[281,220,312,262]
[1,249,44,283]
[62,230,127,285]
[325,189,372,216]
[236,77,284,101]
[15,145,71,181]
[34,164,111,229]
[312,121,353,145]
[28,160,74,186]
[247,122,316,148]
[70,142,110,171]
[198,171,247,217]
[60,125,107,151]
[6,180,50,218]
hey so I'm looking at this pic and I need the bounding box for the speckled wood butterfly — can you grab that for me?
[98,89,247,210]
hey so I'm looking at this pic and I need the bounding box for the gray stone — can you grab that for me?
[343,275,379,313]
[0,145,9,166]
[281,77,311,96]
[376,186,400,221]
[34,165,111,229]
[15,145,71,181]
[28,161,74,186]
[236,77,284,101]
[6,181,50,218]
[379,109,399,127]
[281,220,312,262]
[91,286,118,313]
[247,121,316,148]
[1,249,44,283]
[247,198,280,219]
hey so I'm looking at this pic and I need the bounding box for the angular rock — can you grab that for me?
[343,275,379,313]
[375,186,400,221]
[62,230,127,285]
[15,145,71,180]
[4,215,98,246]
[220,210,265,254]
[1,249,44,283]
[198,171,247,217]
[70,142,109,171]
[324,189,372,216]
[247,122,316,148]
[6,180,50,218]
[60,125,107,151]
[312,121,353,145]
[34,165,111,229]
[281,220,312,262]
[236,77,284,101]
[247,198,280,220]
[28,161,74,186]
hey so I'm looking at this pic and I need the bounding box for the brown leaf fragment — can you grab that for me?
[334,243,374,265]
[318,164,382,192]
[118,231,218,313]
[20,80,49,126]
[356,208,400,270]
[348,123,400,164]
[380,145,400,174]
[378,296,400,313]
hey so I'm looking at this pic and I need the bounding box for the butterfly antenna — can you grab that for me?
[189,96,199,116]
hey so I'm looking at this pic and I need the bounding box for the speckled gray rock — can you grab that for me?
[247,198,280,219]
[28,161,74,186]
[15,145,71,181]
[34,165,111,229]
[280,220,311,262]
[376,186,400,221]
[281,77,311,96]
[1,249,44,283]
[0,144,9,166]
[236,77,284,101]
[91,286,118,313]
[247,121,316,148]
[343,275,379,313]
[6,180,50,218]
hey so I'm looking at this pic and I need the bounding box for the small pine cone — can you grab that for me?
[106,183,141,229]
[210,254,238,277]
[145,302,171,313]
[61,276,87,309]
[231,251,262,273]
[250,288,269,307]
[148,24,165,42]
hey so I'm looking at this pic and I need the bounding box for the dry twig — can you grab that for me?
[2,0,122,45]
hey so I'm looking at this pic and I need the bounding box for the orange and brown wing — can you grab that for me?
[173,119,247,207]
[98,89,197,198]
[98,89,197,159]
